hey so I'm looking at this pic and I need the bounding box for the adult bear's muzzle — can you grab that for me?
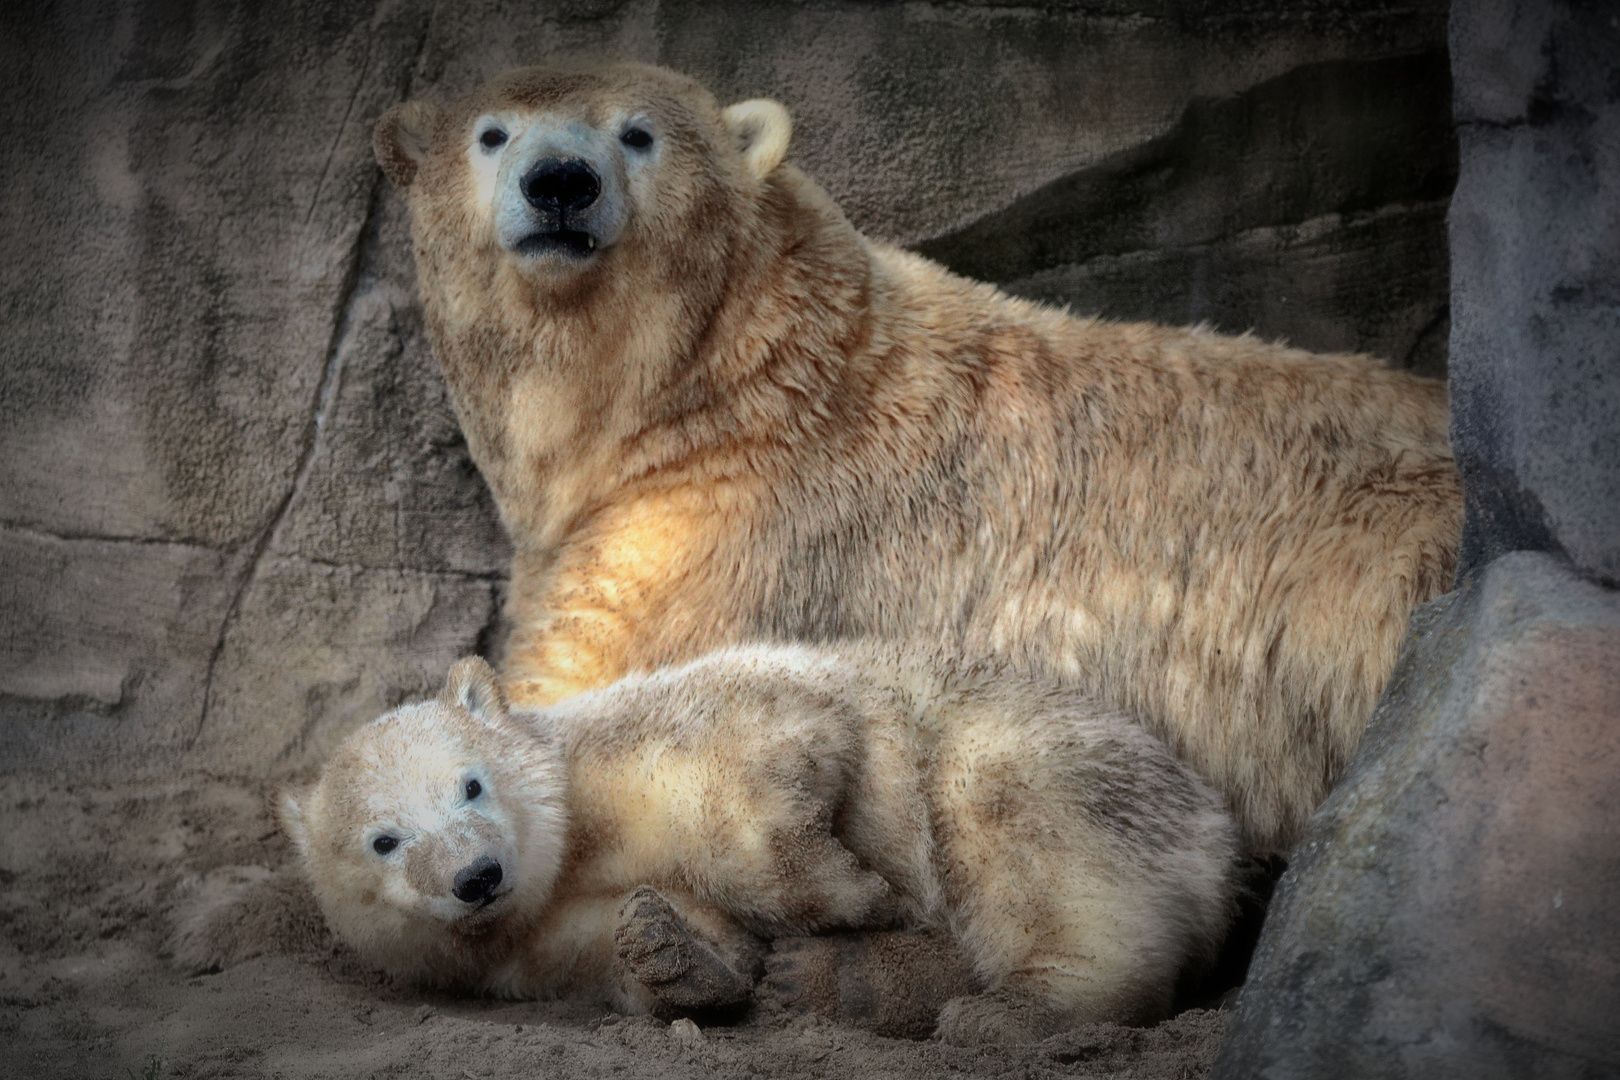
[494,118,628,263]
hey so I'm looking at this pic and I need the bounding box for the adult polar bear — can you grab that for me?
[374,63,1460,856]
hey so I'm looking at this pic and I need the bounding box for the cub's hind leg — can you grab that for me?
[934,985,1064,1046]
[931,702,1239,1043]
[759,929,977,1039]
[932,965,1173,1046]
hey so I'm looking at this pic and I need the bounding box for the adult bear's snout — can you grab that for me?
[451,856,504,904]
[521,158,601,215]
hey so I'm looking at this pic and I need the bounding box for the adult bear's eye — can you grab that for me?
[620,127,652,150]
[372,835,398,855]
[479,127,508,151]
[465,778,482,800]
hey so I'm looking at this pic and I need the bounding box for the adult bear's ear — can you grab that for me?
[442,656,508,724]
[277,788,313,857]
[374,99,442,189]
[722,99,792,179]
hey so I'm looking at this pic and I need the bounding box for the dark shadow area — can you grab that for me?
[1176,854,1287,1012]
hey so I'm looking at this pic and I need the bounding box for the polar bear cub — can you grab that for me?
[281,644,1238,1042]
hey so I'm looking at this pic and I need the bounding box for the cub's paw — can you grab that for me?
[761,931,977,1040]
[614,885,694,986]
[613,885,751,1013]
[166,866,329,975]
[934,988,1060,1046]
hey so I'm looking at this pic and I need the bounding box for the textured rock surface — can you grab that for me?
[1447,0,1620,582]
[0,0,1452,781]
[1212,553,1620,1078]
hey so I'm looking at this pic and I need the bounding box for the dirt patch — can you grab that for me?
[0,776,1228,1079]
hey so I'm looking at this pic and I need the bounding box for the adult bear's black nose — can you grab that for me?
[451,856,504,904]
[521,158,600,214]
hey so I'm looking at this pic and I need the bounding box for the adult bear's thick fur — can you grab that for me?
[374,63,1461,854]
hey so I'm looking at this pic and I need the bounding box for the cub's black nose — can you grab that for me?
[521,158,600,214]
[452,856,504,904]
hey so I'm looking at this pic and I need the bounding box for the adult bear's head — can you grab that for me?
[374,63,791,311]
[370,63,862,531]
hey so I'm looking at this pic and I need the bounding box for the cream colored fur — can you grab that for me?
[374,63,1461,855]
[282,647,1238,1042]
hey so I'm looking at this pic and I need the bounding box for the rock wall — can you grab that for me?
[1447,0,1620,583]
[0,0,1452,781]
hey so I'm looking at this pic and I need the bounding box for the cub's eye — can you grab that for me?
[479,127,508,151]
[465,778,482,800]
[620,127,653,150]
[372,835,398,855]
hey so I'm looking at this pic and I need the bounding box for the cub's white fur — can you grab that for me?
[283,645,1239,1042]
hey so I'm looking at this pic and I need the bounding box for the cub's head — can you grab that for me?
[374,62,791,298]
[280,657,566,984]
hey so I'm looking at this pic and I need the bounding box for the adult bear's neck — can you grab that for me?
[622,166,878,465]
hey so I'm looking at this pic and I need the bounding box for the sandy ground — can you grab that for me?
[0,776,1229,1080]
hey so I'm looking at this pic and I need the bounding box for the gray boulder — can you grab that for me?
[1213,553,1620,1077]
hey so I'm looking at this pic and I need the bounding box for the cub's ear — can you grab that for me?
[277,788,312,858]
[442,656,508,724]
[373,99,442,189]
[722,99,792,179]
